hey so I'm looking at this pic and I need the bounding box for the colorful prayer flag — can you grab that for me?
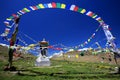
[4,21,9,26]
[81,44,83,47]
[85,41,88,44]
[38,4,45,8]
[80,9,86,14]
[86,11,94,17]
[5,28,10,34]
[96,17,102,21]
[96,28,99,32]
[78,8,82,12]
[92,14,98,18]
[36,5,40,9]
[48,46,54,48]
[47,3,52,8]
[12,14,18,18]
[33,6,38,10]
[76,55,79,58]
[51,2,56,8]
[74,6,79,11]
[17,12,22,16]
[43,4,48,8]
[56,3,61,8]
[88,39,90,42]
[30,6,36,10]
[19,10,26,14]
[61,4,66,9]
[23,8,30,12]
[92,33,95,38]
[6,18,12,21]
[0,33,7,37]
[56,48,62,50]
[70,5,75,11]
[5,28,10,32]
[65,4,71,10]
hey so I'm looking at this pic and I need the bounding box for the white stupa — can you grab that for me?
[35,38,50,66]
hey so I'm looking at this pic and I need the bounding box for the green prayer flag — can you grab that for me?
[56,3,61,8]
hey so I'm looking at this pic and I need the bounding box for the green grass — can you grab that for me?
[0,56,120,80]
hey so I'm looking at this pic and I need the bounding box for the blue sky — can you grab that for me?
[0,0,120,49]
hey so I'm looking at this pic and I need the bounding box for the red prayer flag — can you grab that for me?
[74,6,79,11]
[52,2,56,8]
[12,14,18,18]
[33,6,38,10]
[48,46,54,48]
[108,27,112,30]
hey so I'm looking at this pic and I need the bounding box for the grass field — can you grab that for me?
[0,57,120,80]
[0,46,120,80]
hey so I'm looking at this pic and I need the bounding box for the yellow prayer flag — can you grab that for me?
[88,39,90,42]
[38,4,45,8]
[92,15,98,18]
[76,55,79,58]
[80,9,86,14]
[23,8,30,12]
[61,4,66,9]
[6,18,12,21]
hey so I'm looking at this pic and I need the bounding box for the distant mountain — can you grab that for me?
[49,51,63,58]
[78,48,89,51]
[0,43,9,47]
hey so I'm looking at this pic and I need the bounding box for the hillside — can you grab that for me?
[52,51,120,65]
[0,45,8,55]
[0,45,9,62]
[0,46,120,80]
[0,45,120,65]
